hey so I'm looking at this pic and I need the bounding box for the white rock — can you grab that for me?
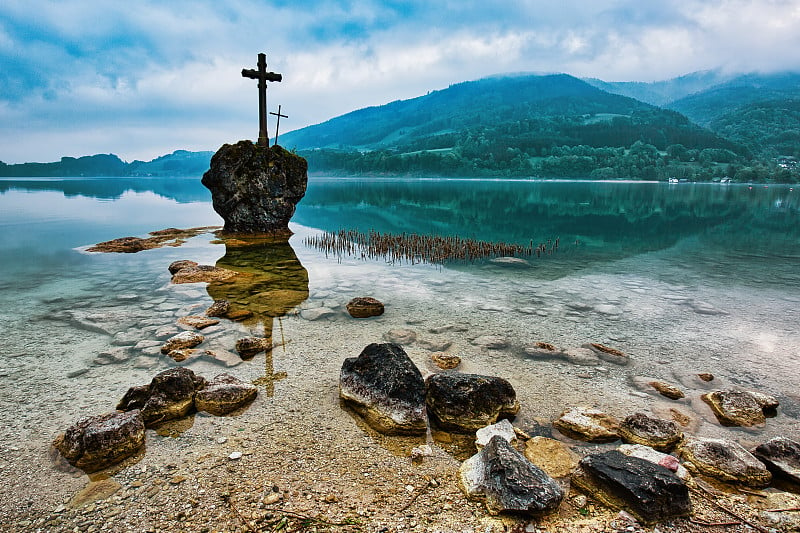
[228,451,243,460]
[475,419,517,449]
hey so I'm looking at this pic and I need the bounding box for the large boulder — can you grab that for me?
[426,372,519,433]
[678,437,772,487]
[117,367,207,426]
[339,343,427,435]
[195,373,258,416]
[201,141,308,233]
[701,389,779,427]
[572,450,691,525]
[460,435,564,516]
[52,410,145,473]
[617,412,683,452]
[752,437,800,485]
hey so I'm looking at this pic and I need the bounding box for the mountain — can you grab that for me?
[666,72,800,125]
[280,73,738,154]
[0,150,213,177]
[280,73,757,180]
[583,70,734,107]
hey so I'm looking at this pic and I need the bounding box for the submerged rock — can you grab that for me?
[460,435,564,516]
[168,260,198,274]
[582,343,629,365]
[160,331,204,355]
[617,412,683,452]
[648,381,685,400]
[117,367,207,426]
[205,299,231,317]
[339,343,427,435]
[431,352,461,370]
[752,437,800,485]
[572,450,691,525]
[426,372,519,433]
[177,315,220,330]
[195,373,258,416]
[382,329,417,345]
[201,141,308,233]
[678,437,772,487]
[171,264,239,284]
[53,410,145,473]
[553,407,620,443]
[470,335,508,350]
[701,389,779,427]
[235,336,269,359]
[522,342,563,360]
[345,297,384,318]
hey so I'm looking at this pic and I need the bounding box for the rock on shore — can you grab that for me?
[426,373,519,433]
[460,435,564,516]
[339,343,427,435]
[52,410,145,473]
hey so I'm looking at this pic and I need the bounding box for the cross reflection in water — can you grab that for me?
[205,233,309,396]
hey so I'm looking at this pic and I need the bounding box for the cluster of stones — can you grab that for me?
[154,260,272,363]
[52,368,257,473]
[338,342,800,524]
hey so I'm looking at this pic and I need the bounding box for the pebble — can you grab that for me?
[228,451,243,460]
[217,437,227,444]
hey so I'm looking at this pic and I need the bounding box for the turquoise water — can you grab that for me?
[1,176,799,463]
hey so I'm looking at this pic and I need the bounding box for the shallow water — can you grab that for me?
[1,176,799,464]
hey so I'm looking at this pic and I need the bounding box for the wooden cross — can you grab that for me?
[269,105,288,147]
[241,53,282,147]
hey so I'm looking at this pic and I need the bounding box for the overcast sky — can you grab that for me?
[2,0,800,163]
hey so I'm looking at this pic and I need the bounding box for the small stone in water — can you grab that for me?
[217,437,227,444]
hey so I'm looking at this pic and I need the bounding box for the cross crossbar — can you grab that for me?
[241,52,282,146]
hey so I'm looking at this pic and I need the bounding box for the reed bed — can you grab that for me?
[304,229,560,266]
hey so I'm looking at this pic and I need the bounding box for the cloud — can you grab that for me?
[1,0,799,163]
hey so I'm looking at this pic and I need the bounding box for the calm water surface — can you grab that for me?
[1,176,799,455]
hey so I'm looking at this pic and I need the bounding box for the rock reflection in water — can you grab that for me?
[206,233,309,394]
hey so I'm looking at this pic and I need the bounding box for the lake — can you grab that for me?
[1,176,799,527]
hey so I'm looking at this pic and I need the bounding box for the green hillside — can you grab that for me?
[283,74,757,180]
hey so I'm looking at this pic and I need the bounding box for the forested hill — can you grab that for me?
[0,150,214,177]
[281,73,738,154]
[281,73,775,180]
[588,71,800,160]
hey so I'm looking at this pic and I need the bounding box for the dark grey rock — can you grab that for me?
[339,343,426,435]
[752,437,800,485]
[426,372,519,433]
[618,412,683,452]
[52,410,145,473]
[572,450,691,525]
[201,141,308,233]
[117,367,207,426]
[460,435,564,515]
